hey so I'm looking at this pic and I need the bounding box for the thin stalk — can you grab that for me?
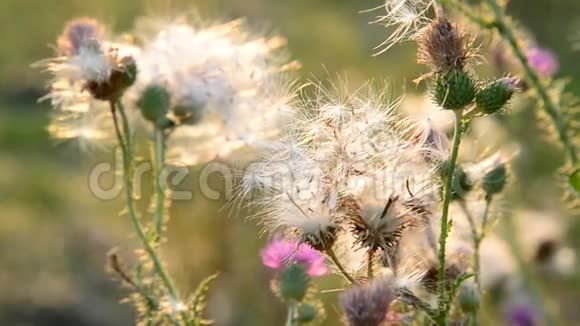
[367,250,375,279]
[325,247,358,285]
[482,0,577,165]
[285,301,296,326]
[436,109,464,325]
[468,311,478,326]
[459,197,493,294]
[153,127,167,237]
[110,100,188,324]
[474,196,492,291]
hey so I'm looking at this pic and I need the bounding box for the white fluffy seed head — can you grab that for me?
[35,19,138,148]
[242,82,441,256]
[129,18,296,165]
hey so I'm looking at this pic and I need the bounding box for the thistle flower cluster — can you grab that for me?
[415,9,518,115]
[243,83,440,255]
[244,83,465,319]
[38,17,295,164]
[37,15,298,325]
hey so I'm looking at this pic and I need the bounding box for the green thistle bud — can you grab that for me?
[280,264,310,302]
[296,303,318,323]
[458,281,480,313]
[137,85,171,128]
[475,77,519,114]
[482,163,507,196]
[451,165,473,200]
[433,69,476,110]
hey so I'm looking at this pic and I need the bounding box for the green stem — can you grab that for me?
[153,127,167,237]
[326,247,358,285]
[285,301,296,326]
[436,109,464,325]
[109,101,187,324]
[482,0,578,165]
[468,310,478,326]
[367,250,375,279]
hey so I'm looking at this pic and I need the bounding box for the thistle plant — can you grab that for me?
[33,2,579,326]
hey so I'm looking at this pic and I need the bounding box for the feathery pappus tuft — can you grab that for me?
[128,18,297,165]
[369,0,436,54]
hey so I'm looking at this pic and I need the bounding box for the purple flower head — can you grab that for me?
[525,47,559,77]
[506,302,538,326]
[261,237,327,276]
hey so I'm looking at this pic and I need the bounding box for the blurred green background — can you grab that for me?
[1,0,579,325]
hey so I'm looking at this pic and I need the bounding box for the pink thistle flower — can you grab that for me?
[525,47,559,77]
[261,237,328,276]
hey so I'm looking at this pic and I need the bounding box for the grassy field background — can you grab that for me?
[1,0,579,325]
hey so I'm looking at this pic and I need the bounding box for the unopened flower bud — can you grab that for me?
[458,281,480,313]
[451,165,473,200]
[482,163,507,196]
[137,85,172,127]
[476,77,519,114]
[279,264,310,302]
[433,70,476,110]
[296,303,318,323]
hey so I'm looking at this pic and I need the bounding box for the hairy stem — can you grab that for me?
[481,0,577,165]
[110,101,187,323]
[153,127,167,237]
[326,247,358,285]
[437,109,464,325]
[285,301,296,326]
